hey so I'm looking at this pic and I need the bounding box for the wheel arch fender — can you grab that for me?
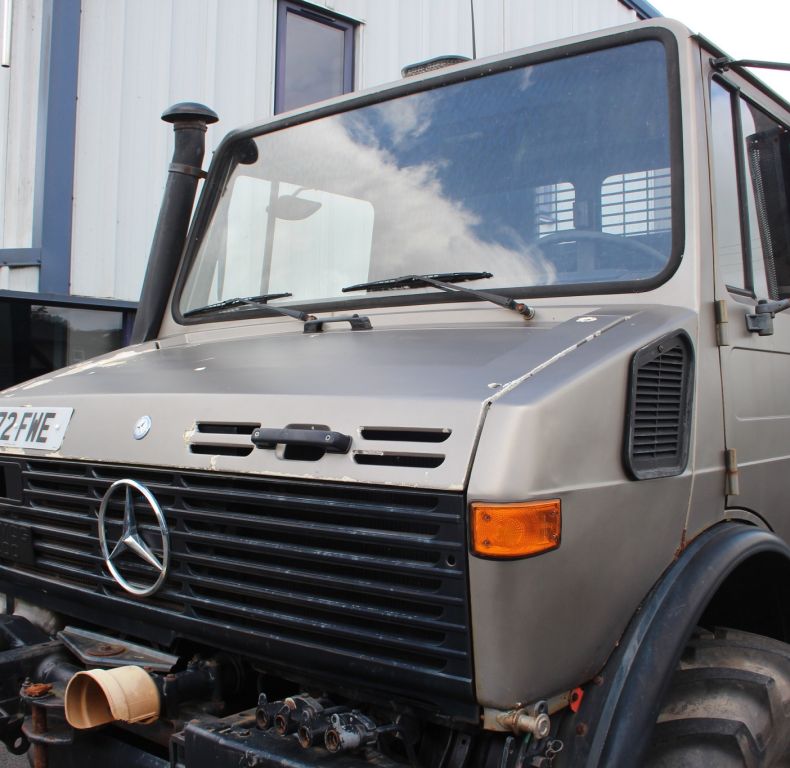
[557,522,790,768]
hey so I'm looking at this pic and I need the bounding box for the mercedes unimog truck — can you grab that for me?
[2,16,790,768]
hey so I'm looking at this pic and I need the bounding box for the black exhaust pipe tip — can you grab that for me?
[161,102,219,125]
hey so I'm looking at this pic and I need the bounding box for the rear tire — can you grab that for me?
[645,628,790,767]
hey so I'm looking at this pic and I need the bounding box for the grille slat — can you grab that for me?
[174,529,457,574]
[169,507,447,547]
[35,541,98,560]
[177,484,453,523]
[175,592,464,657]
[180,550,457,605]
[0,458,472,711]
[22,522,96,547]
[181,572,463,632]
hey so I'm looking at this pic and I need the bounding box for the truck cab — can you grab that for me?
[1,17,790,768]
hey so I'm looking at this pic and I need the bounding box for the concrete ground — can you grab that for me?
[0,751,26,767]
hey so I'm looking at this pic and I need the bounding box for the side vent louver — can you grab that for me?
[624,331,694,480]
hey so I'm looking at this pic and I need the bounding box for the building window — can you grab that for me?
[0,298,135,389]
[275,1,355,115]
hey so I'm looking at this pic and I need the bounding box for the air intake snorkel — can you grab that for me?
[130,102,218,344]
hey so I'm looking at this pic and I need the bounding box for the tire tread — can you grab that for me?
[645,628,790,767]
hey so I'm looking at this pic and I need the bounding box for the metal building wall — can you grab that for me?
[0,0,42,292]
[68,0,639,302]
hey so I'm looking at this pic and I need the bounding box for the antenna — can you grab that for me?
[470,0,477,59]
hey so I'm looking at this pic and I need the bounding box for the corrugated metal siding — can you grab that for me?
[0,264,37,290]
[502,0,636,52]
[1,0,41,250]
[0,0,42,291]
[71,0,278,300]
[69,0,639,302]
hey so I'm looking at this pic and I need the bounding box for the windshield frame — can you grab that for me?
[172,25,684,326]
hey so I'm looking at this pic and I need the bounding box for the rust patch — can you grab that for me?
[86,642,126,657]
[22,682,53,698]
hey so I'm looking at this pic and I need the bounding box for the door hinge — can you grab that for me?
[725,448,739,496]
[715,299,729,346]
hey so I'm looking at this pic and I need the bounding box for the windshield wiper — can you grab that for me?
[183,292,315,321]
[342,272,535,319]
[343,271,492,292]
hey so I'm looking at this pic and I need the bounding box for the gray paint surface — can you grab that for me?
[1,307,634,493]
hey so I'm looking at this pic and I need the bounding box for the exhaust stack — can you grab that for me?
[130,101,218,345]
[64,666,160,729]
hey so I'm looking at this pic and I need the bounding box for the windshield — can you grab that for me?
[179,38,676,318]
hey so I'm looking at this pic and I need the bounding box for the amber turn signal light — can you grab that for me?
[471,500,561,558]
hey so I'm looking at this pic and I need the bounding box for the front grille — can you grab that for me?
[0,459,473,712]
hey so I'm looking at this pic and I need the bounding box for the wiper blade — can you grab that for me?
[343,271,493,292]
[342,272,535,319]
[183,292,315,321]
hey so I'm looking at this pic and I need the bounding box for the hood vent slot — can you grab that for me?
[190,444,253,457]
[360,427,451,443]
[196,422,258,435]
[354,453,445,468]
[355,426,450,469]
[189,422,260,457]
[624,331,694,480]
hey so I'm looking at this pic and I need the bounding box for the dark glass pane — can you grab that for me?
[739,98,790,299]
[282,11,346,112]
[31,306,124,367]
[0,302,30,390]
[0,302,125,389]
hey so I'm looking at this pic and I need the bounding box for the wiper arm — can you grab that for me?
[343,271,493,292]
[342,272,535,319]
[183,292,315,321]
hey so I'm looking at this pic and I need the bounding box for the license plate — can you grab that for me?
[0,521,35,566]
[0,407,73,451]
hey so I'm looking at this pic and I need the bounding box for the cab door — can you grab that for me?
[709,70,790,540]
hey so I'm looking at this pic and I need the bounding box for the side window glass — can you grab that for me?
[710,81,747,291]
[275,1,356,115]
[740,98,790,299]
[738,100,771,297]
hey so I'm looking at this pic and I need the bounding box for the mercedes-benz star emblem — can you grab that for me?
[98,479,170,597]
[133,415,152,440]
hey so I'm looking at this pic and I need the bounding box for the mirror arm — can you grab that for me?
[745,298,790,336]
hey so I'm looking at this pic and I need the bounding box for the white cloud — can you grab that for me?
[252,113,553,288]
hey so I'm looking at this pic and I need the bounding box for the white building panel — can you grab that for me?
[69,0,124,301]
[1,0,42,250]
[71,0,280,300]
[0,264,37,290]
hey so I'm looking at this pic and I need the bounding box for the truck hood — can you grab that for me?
[0,311,629,490]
